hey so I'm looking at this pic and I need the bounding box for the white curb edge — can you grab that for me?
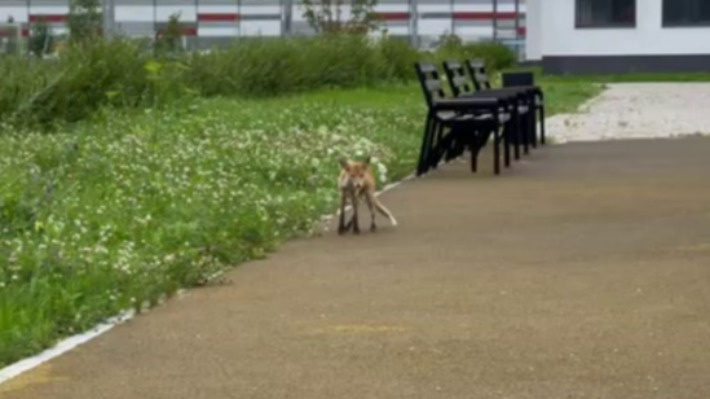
[0,310,134,385]
[0,171,418,387]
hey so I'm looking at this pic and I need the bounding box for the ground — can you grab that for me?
[1,83,710,398]
[546,83,710,143]
[2,136,710,399]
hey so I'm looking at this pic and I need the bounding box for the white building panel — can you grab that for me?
[0,7,28,23]
[116,6,156,23]
[198,26,239,37]
[453,0,494,13]
[240,21,281,36]
[155,1,197,23]
[419,19,452,35]
[454,26,495,38]
[537,0,710,57]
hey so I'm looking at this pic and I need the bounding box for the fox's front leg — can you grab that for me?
[348,192,360,234]
[338,189,348,235]
[364,190,377,232]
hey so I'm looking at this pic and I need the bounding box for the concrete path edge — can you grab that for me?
[0,172,419,387]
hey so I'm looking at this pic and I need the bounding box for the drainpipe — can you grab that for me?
[410,0,419,48]
[493,0,498,42]
[283,0,292,37]
[450,0,454,37]
[514,0,520,59]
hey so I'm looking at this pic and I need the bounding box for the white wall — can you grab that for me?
[524,0,542,60]
[538,0,710,57]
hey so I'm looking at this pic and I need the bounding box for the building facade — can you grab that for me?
[0,0,527,54]
[526,0,710,74]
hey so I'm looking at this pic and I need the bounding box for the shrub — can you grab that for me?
[429,32,517,72]
[379,35,419,82]
[0,32,517,130]
[0,39,155,128]
[467,40,517,71]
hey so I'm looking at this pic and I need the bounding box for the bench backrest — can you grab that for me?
[465,59,492,91]
[414,62,447,109]
[502,71,535,88]
[442,59,474,97]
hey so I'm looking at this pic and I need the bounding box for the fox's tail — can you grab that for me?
[374,199,398,226]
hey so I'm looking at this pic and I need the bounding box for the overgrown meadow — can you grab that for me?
[0,83,427,366]
[0,33,597,367]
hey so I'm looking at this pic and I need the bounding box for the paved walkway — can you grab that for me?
[547,83,710,143]
[3,136,710,399]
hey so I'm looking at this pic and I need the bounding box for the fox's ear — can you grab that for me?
[339,157,349,170]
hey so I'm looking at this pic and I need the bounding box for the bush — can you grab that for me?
[0,33,516,130]
[378,35,420,82]
[0,39,157,129]
[429,32,517,72]
[468,41,517,71]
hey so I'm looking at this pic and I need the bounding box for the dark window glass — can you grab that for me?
[663,0,710,26]
[576,0,636,28]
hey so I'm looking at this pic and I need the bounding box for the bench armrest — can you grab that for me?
[433,97,505,112]
[498,85,544,97]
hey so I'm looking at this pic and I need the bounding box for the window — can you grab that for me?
[663,0,710,27]
[576,0,636,28]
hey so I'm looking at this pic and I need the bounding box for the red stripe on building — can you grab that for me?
[375,12,410,21]
[198,13,240,22]
[22,28,29,37]
[29,14,68,23]
[453,12,522,20]
[517,27,526,36]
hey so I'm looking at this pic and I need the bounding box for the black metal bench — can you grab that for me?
[466,59,546,147]
[414,61,511,176]
[443,59,532,163]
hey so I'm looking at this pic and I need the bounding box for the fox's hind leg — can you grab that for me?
[338,190,348,235]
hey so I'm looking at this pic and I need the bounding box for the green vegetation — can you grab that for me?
[4,0,708,371]
[510,66,710,83]
[0,34,518,131]
[0,85,417,366]
[0,78,598,368]
[0,25,611,368]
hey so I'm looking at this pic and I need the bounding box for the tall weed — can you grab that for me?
[0,34,515,130]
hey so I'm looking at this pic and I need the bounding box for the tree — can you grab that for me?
[29,17,53,57]
[155,12,184,54]
[301,0,380,35]
[68,0,102,44]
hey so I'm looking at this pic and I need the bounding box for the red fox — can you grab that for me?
[338,156,398,235]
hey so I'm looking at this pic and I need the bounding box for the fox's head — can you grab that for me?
[339,156,371,191]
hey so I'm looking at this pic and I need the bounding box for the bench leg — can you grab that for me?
[417,116,436,176]
[430,124,441,170]
[504,122,511,168]
[514,110,522,161]
[494,126,501,175]
[534,112,539,149]
[470,130,479,173]
[523,110,531,155]
[539,104,546,145]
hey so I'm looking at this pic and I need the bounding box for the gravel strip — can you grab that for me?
[547,83,710,144]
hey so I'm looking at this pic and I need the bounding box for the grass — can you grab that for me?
[0,75,598,368]
[509,66,710,84]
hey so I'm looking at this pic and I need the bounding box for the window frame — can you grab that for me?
[575,0,637,29]
[662,0,710,28]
